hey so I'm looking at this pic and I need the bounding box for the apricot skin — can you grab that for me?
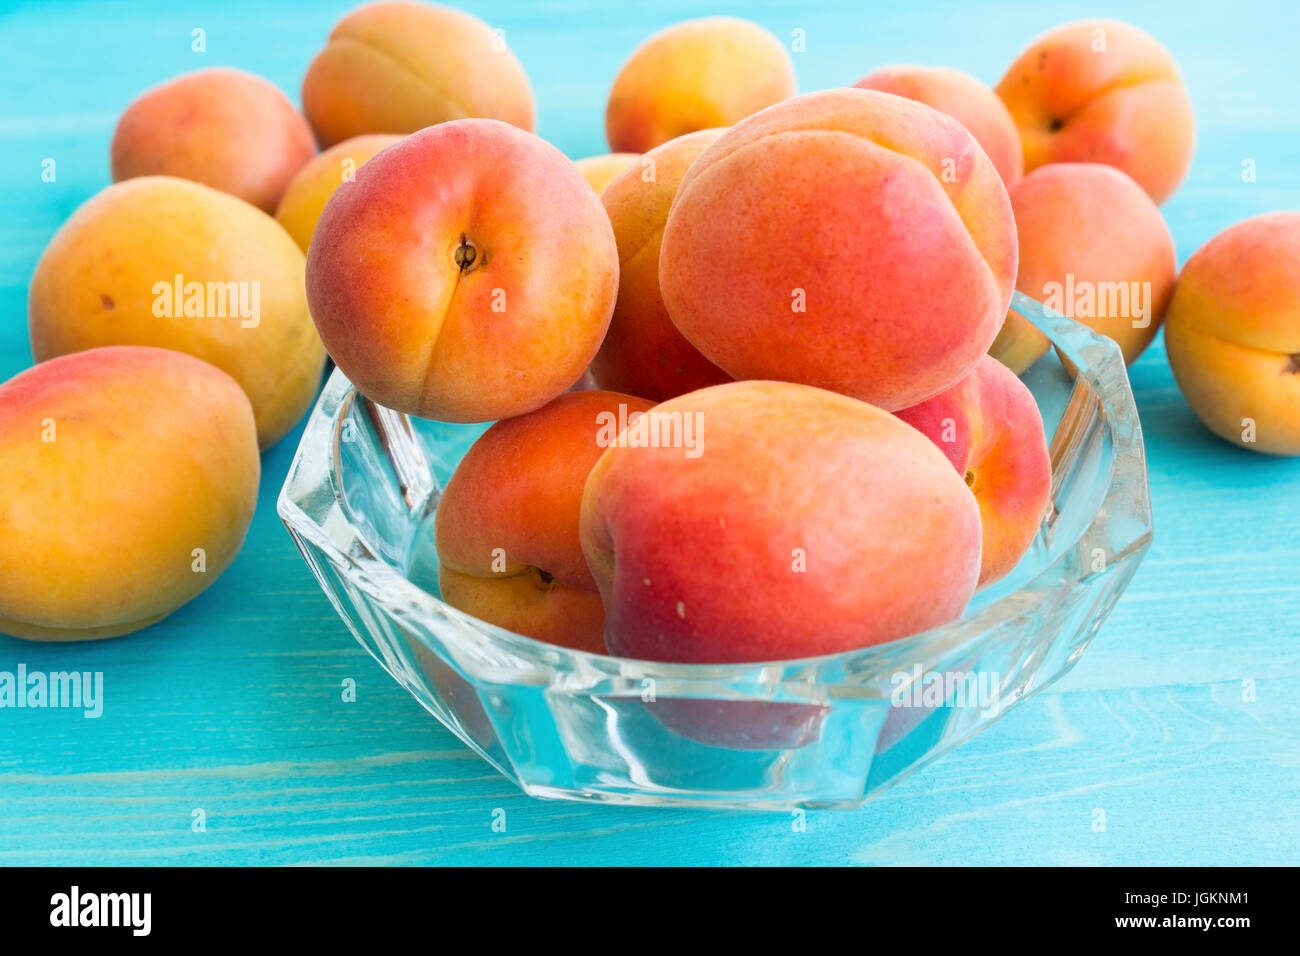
[995,19,1195,204]
[659,89,1018,412]
[896,356,1052,586]
[435,390,655,653]
[605,17,796,153]
[574,153,640,195]
[306,119,619,424]
[28,176,324,450]
[111,68,317,214]
[855,65,1023,187]
[301,1,535,148]
[992,163,1176,372]
[580,380,983,663]
[591,129,731,402]
[0,347,259,642]
[1164,211,1300,455]
[275,134,402,253]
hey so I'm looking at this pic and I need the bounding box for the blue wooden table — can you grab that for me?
[1,0,1298,865]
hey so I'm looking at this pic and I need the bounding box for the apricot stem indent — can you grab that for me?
[527,566,557,592]
[453,233,481,273]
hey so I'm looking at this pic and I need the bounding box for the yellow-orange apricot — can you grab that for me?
[436,390,655,652]
[574,153,640,194]
[581,381,982,662]
[855,65,1023,187]
[592,129,730,401]
[1165,212,1300,455]
[994,163,1175,371]
[29,176,324,449]
[275,134,402,252]
[306,120,618,423]
[0,347,259,641]
[111,67,317,213]
[659,89,1017,411]
[606,17,795,153]
[996,19,1195,204]
[301,1,534,147]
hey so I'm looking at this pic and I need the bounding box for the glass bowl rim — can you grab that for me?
[278,291,1153,686]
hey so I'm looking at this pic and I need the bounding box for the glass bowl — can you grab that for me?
[278,292,1152,810]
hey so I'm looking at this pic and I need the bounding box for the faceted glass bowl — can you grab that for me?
[278,293,1153,810]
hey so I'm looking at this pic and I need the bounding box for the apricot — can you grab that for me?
[110,68,317,214]
[306,119,618,423]
[854,65,1023,186]
[435,390,655,653]
[275,133,402,252]
[574,153,640,194]
[995,19,1195,204]
[992,163,1176,371]
[301,0,535,148]
[591,129,731,402]
[28,176,325,450]
[987,307,1052,376]
[605,17,796,153]
[896,356,1052,586]
[580,380,983,663]
[0,347,259,641]
[1165,211,1300,455]
[659,89,1018,411]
